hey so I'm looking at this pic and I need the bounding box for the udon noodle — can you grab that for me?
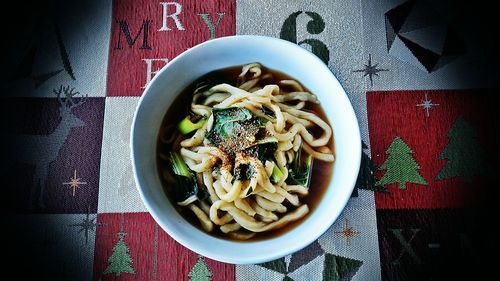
[161,63,334,240]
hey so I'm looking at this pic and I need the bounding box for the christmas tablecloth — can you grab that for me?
[3,0,497,280]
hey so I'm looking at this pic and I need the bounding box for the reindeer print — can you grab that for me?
[17,85,87,208]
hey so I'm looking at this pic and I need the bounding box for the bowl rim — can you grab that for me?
[131,35,361,264]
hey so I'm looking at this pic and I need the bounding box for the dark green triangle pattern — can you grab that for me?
[322,253,363,281]
[258,257,287,274]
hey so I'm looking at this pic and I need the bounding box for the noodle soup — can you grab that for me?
[157,64,334,241]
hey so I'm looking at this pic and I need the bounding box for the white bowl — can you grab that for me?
[131,35,361,264]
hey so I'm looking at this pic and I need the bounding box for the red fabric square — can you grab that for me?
[367,90,496,209]
[93,213,234,280]
[106,0,236,96]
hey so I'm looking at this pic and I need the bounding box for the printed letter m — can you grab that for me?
[115,20,152,50]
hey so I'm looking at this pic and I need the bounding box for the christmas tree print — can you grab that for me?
[436,117,488,182]
[322,253,363,281]
[377,136,427,190]
[189,255,211,281]
[352,141,388,197]
[103,232,135,276]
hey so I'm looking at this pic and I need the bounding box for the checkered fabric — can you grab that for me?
[3,0,497,280]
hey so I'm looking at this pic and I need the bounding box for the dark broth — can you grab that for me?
[157,65,334,241]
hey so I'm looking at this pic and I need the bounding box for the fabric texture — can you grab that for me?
[3,0,497,280]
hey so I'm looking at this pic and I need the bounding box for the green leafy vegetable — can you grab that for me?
[243,137,278,164]
[170,152,191,177]
[244,142,278,163]
[254,136,278,145]
[206,107,253,143]
[205,107,266,158]
[205,108,277,163]
[261,105,275,117]
[169,152,199,203]
[178,116,206,134]
[287,146,313,187]
[246,187,253,196]
[234,163,254,181]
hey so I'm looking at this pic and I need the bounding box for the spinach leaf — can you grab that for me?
[244,142,278,164]
[287,146,313,187]
[206,107,253,143]
[169,152,199,203]
[261,105,275,117]
[234,163,254,181]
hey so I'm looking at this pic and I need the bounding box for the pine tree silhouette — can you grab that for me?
[436,117,488,182]
[377,136,427,190]
[103,232,135,276]
[189,255,211,281]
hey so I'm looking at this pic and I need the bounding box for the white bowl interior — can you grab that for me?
[131,35,361,264]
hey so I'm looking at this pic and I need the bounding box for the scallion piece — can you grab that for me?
[178,116,206,134]
[271,164,284,183]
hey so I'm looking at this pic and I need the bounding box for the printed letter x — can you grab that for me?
[389,228,422,265]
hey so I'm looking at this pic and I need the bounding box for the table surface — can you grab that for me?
[3,0,497,280]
